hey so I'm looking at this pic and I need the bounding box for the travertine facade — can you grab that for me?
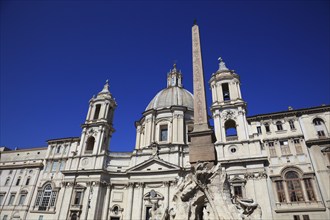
[1,24,329,220]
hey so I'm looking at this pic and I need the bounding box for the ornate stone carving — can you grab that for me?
[236,199,262,220]
[165,162,262,220]
[222,110,236,120]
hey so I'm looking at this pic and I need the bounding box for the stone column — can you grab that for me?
[86,104,93,121]
[135,126,141,150]
[300,179,309,201]
[125,183,134,220]
[101,184,112,220]
[283,181,290,202]
[164,182,170,209]
[177,114,184,144]
[173,114,178,143]
[213,111,221,143]
[78,128,87,157]
[229,82,237,100]
[211,84,217,103]
[137,183,145,220]
[145,117,152,146]
[216,82,223,103]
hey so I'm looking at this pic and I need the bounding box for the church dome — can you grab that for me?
[146,86,194,111]
[145,64,194,111]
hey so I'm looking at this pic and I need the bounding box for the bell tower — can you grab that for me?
[209,58,249,143]
[77,80,117,170]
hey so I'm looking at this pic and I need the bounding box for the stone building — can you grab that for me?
[0,23,329,220]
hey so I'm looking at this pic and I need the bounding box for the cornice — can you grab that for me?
[247,105,330,121]
[47,137,80,144]
[305,138,330,147]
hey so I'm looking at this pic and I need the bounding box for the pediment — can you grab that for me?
[229,175,246,183]
[127,157,181,173]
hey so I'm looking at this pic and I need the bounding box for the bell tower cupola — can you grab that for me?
[76,80,117,170]
[209,58,249,143]
[167,63,183,88]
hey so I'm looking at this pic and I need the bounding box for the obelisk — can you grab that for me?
[189,21,216,164]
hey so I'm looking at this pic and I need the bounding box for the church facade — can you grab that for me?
[0,24,329,220]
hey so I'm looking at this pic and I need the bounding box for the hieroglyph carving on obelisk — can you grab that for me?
[192,24,210,132]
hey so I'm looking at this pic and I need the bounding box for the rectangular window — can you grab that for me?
[302,215,310,220]
[59,160,65,171]
[93,104,101,120]
[35,191,42,206]
[277,123,283,131]
[294,139,303,154]
[3,215,8,220]
[317,130,325,137]
[16,178,21,186]
[293,215,300,220]
[257,126,262,134]
[50,191,57,207]
[45,161,51,172]
[38,216,44,220]
[287,179,304,202]
[9,170,13,175]
[0,193,5,205]
[26,178,31,185]
[160,125,168,141]
[304,179,316,201]
[276,181,286,202]
[18,194,27,205]
[289,120,296,129]
[145,206,152,220]
[265,124,270,132]
[234,186,243,198]
[222,83,230,101]
[280,140,291,155]
[8,193,16,205]
[268,142,276,157]
[52,161,59,172]
[74,191,82,205]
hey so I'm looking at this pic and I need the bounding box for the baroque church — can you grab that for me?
[0,23,329,220]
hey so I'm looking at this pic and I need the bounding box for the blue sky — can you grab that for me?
[1,0,329,151]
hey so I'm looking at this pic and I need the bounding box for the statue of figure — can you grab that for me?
[149,201,165,220]
[168,162,262,220]
[235,198,261,220]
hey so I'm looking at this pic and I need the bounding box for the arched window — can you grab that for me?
[93,104,101,120]
[85,136,95,152]
[225,120,237,137]
[285,171,304,202]
[274,169,317,203]
[289,120,295,130]
[35,184,58,211]
[56,146,61,154]
[264,123,270,132]
[313,118,323,126]
[313,118,327,138]
[276,121,283,131]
